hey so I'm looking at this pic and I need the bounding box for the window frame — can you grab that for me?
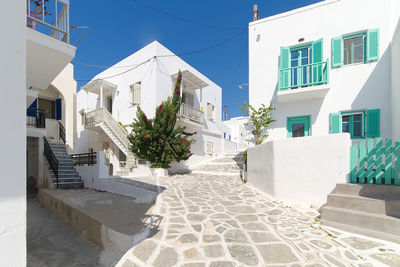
[342,32,367,66]
[287,115,311,138]
[340,110,365,139]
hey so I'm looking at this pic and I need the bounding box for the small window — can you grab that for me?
[341,112,364,139]
[130,82,141,105]
[224,132,226,139]
[207,103,215,121]
[38,98,56,119]
[343,34,365,65]
[287,116,311,138]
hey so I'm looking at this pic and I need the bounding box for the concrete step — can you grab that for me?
[53,177,83,182]
[55,181,84,189]
[321,206,400,238]
[327,194,400,218]
[335,183,400,200]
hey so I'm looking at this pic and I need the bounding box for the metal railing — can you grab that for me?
[27,108,46,128]
[279,60,329,91]
[26,0,70,43]
[178,103,204,125]
[71,152,97,166]
[84,107,129,151]
[58,121,65,144]
[44,137,59,188]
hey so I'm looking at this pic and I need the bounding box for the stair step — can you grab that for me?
[335,183,400,200]
[327,194,400,218]
[54,181,84,189]
[321,206,400,237]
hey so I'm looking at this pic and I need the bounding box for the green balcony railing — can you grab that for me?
[279,60,329,91]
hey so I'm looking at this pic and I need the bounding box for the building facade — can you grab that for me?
[249,0,400,142]
[76,41,224,174]
[222,116,250,147]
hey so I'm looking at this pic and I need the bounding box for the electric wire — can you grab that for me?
[129,0,245,31]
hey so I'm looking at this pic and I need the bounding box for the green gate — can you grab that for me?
[350,138,400,185]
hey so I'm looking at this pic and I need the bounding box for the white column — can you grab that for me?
[99,81,103,108]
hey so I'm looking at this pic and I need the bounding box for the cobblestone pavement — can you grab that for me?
[118,153,400,267]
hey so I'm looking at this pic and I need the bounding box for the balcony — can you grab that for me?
[178,103,204,126]
[277,60,330,104]
[27,108,46,129]
[26,0,76,89]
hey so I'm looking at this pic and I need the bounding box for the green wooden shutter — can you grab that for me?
[279,47,290,91]
[312,39,323,83]
[329,113,341,134]
[366,109,380,137]
[331,37,343,68]
[366,28,379,62]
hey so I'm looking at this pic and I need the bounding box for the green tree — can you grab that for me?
[129,71,195,169]
[239,102,275,145]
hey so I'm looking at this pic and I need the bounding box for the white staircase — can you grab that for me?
[84,108,137,174]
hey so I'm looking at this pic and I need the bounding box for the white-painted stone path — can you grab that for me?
[117,152,400,267]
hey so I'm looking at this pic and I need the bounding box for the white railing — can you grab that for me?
[26,0,70,43]
[178,103,204,125]
[84,108,129,151]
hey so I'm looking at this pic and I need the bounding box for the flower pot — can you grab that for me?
[151,168,168,177]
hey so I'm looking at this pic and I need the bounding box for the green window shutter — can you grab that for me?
[311,39,323,84]
[331,37,343,68]
[279,47,290,91]
[329,113,341,134]
[311,39,323,63]
[366,28,379,62]
[366,109,380,137]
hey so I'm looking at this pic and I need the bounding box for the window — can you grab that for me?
[206,141,214,155]
[290,46,311,88]
[38,98,55,119]
[343,34,365,65]
[329,109,380,138]
[130,82,141,105]
[224,132,226,139]
[341,113,364,138]
[287,116,311,138]
[331,29,379,68]
[207,103,215,121]
[106,96,113,114]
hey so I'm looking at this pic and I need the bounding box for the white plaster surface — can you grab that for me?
[0,1,27,265]
[247,134,351,208]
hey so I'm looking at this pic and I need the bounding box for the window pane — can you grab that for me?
[342,115,349,122]
[343,39,352,65]
[353,121,362,137]
[353,37,364,63]
[342,115,350,133]
[353,114,362,121]
[292,123,305,137]
[343,36,364,65]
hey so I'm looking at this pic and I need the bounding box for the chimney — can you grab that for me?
[253,4,259,21]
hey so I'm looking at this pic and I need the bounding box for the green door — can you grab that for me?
[287,116,311,138]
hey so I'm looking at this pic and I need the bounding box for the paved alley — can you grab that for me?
[118,152,400,267]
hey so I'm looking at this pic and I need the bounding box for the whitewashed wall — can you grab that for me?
[249,0,400,141]
[247,134,351,208]
[391,19,400,141]
[0,0,26,265]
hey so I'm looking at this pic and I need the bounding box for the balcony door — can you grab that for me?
[182,92,194,107]
[106,96,112,114]
[290,47,311,89]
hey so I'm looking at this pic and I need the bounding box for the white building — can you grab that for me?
[249,0,400,142]
[76,41,225,175]
[222,116,250,147]
[1,0,77,265]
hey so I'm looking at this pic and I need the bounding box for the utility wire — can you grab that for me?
[129,0,245,31]
[73,30,246,70]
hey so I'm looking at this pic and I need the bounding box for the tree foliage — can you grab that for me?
[129,71,195,169]
[239,102,275,145]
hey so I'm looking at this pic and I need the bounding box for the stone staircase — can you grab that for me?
[321,183,400,243]
[191,151,244,175]
[46,139,84,189]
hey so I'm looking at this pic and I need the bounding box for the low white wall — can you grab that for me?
[247,134,351,208]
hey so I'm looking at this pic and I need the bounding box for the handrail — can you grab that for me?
[71,152,97,166]
[44,137,59,188]
[26,0,70,44]
[26,108,46,128]
[279,60,329,91]
[59,121,65,144]
[178,103,204,125]
[84,107,129,151]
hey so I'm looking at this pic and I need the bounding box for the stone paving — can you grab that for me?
[118,153,400,267]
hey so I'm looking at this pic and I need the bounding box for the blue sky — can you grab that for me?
[70,0,322,119]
